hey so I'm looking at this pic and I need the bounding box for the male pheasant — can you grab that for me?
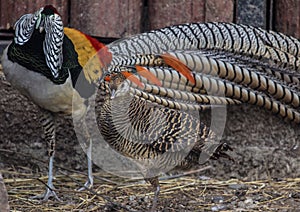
[1,5,110,200]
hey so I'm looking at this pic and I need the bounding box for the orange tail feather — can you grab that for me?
[161,53,195,85]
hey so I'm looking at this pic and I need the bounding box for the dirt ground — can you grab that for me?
[0,63,300,211]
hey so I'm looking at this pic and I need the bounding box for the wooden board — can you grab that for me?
[273,0,300,38]
[70,0,143,38]
[147,0,206,30]
[0,0,69,29]
[205,0,234,23]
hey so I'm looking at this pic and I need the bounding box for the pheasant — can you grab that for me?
[1,5,111,201]
[96,73,232,210]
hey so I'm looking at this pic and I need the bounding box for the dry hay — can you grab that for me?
[2,166,300,212]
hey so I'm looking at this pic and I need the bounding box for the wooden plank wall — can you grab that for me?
[0,0,299,38]
[0,0,69,28]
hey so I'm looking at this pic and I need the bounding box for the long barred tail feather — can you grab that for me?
[97,22,300,124]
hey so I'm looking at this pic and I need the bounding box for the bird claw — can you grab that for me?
[77,179,93,191]
[31,188,62,202]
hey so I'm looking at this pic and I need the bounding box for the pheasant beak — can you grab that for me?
[35,12,45,33]
[110,89,116,99]
[39,26,44,33]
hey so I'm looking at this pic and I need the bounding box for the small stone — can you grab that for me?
[211,204,227,211]
[198,175,211,180]
[244,198,253,205]
[211,196,224,204]
[129,195,135,201]
[237,201,245,208]
[228,183,247,190]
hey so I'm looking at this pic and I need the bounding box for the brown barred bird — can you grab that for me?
[96,73,232,210]
[2,4,300,208]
